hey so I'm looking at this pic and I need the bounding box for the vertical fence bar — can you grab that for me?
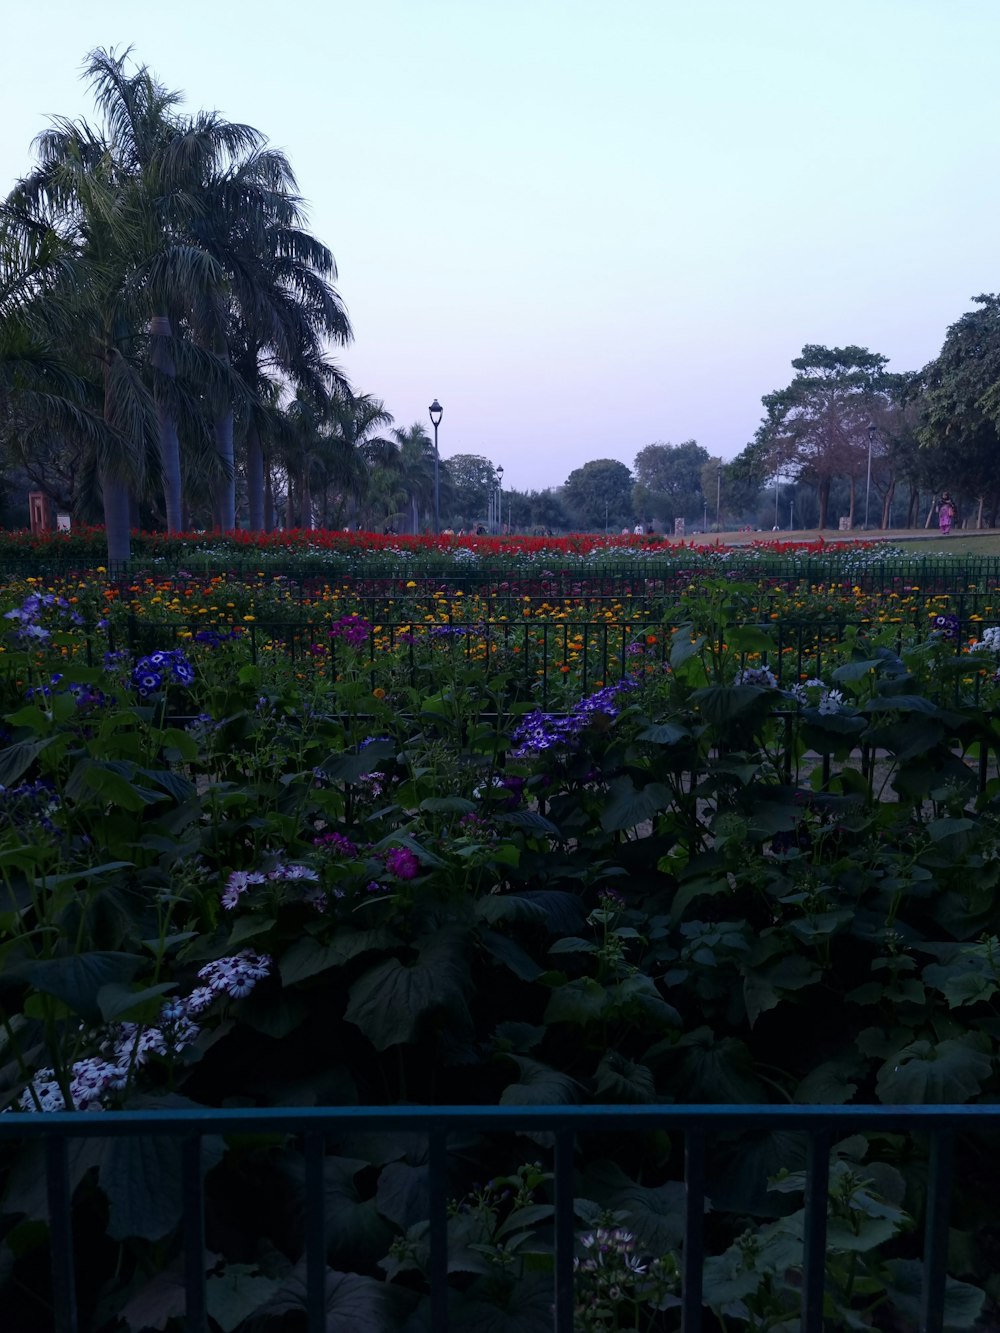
[429,1127,448,1332]
[182,1135,207,1333]
[304,1131,326,1331]
[45,1135,78,1333]
[921,1129,954,1333]
[801,1128,831,1331]
[682,1129,705,1332]
[554,1128,575,1333]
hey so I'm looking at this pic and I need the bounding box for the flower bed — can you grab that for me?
[0,563,998,1328]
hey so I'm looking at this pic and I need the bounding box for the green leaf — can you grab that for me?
[601,778,671,832]
[476,890,583,935]
[11,952,143,1024]
[419,796,476,814]
[279,927,398,985]
[593,1051,656,1103]
[480,930,543,981]
[84,1097,225,1241]
[243,1263,391,1333]
[794,1059,860,1105]
[0,737,55,787]
[883,1258,985,1330]
[876,1038,993,1104]
[637,722,690,745]
[547,936,598,955]
[500,1057,580,1105]
[344,931,469,1050]
[543,977,607,1025]
[319,743,395,783]
[205,1267,281,1333]
[375,1160,428,1230]
[97,981,176,1023]
[580,1160,688,1250]
[224,915,276,950]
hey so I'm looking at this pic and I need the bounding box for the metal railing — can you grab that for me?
[0,1101,993,1333]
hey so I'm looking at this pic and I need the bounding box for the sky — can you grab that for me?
[2,0,999,492]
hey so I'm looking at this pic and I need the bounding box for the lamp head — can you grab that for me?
[496,465,504,480]
[428,399,443,427]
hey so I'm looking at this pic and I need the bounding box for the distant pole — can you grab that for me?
[429,399,443,533]
[716,461,722,528]
[865,423,876,530]
[789,496,794,530]
[774,477,780,528]
[703,500,708,531]
[496,465,504,534]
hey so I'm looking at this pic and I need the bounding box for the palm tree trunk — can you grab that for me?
[150,317,183,533]
[101,470,131,566]
[264,460,275,532]
[247,424,265,531]
[213,409,236,531]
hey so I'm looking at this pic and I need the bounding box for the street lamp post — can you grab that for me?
[495,465,504,534]
[428,399,443,534]
[716,461,722,529]
[865,422,876,531]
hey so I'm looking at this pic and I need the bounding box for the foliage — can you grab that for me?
[632,440,709,529]
[0,558,999,1328]
[562,459,635,531]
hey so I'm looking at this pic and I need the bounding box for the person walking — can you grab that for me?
[938,493,956,536]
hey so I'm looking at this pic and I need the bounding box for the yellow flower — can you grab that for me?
[372,687,386,699]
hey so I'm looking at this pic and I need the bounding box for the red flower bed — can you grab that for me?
[0,525,875,560]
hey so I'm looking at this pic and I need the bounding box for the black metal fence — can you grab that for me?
[0,1101,991,1333]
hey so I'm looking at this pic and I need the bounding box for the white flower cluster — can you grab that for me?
[970,626,1000,653]
[789,677,846,714]
[221,863,318,910]
[15,951,271,1113]
[735,666,778,688]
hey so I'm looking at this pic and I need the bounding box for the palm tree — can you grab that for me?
[391,424,437,533]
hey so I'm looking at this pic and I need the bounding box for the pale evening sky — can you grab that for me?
[1,0,997,492]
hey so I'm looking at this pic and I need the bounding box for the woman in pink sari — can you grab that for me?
[938,493,955,535]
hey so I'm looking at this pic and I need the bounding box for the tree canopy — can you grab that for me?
[562,458,634,530]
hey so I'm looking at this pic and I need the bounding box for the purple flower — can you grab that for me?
[385,846,420,880]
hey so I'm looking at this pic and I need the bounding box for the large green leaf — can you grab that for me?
[447,1277,555,1333]
[500,1056,580,1105]
[593,1051,656,1103]
[543,977,607,1025]
[11,952,143,1024]
[319,741,395,783]
[375,1160,429,1230]
[243,1264,391,1333]
[344,931,469,1050]
[673,1030,766,1103]
[205,1267,282,1333]
[279,926,398,985]
[882,1258,985,1330]
[876,1037,992,1104]
[580,1160,688,1251]
[476,890,583,934]
[0,737,55,787]
[79,1097,226,1241]
[601,778,671,832]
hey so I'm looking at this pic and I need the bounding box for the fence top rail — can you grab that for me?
[1,1102,997,1138]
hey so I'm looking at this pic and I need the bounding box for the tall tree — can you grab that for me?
[916,295,1000,527]
[746,345,889,530]
[562,458,634,530]
[632,440,709,526]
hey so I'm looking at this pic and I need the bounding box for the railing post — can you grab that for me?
[429,1127,448,1331]
[182,1135,207,1333]
[921,1129,954,1333]
[801,1128,831,1331]
[554,1128,575,1333]
[682,1128,705,1331]
[304,1131,326,1331]
[46,1135,78,1333]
